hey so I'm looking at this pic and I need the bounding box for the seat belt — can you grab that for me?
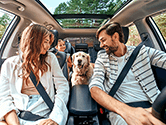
[29,71,54,111]
[108,37,147,97]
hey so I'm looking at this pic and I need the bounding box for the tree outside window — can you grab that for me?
[0,10,15,41]
[152,13,166,41]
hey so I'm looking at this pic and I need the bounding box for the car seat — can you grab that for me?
[75,43,88,53]
[64,39,75,57]
[50,30,59,49]
[49,30,68,80]
[122,27,129,44]
[89,44,103,63]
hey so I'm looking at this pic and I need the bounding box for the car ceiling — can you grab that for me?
[110,0,166,26]
[0,0,166,38]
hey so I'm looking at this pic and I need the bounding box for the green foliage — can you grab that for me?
[126,13,166,46]
[54,2,68,14]
[54,0,127,28]
[126,25,141,46]
[0,14,12,39]
[153,13,166,40]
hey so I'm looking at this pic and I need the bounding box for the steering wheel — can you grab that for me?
[152,87,166,123]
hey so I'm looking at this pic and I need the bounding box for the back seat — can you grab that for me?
[75,43,88,53]
[65,39,75,57]
[50,30,68,80]
[89,44,103,63]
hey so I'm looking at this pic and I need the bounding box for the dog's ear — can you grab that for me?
[72,54,75,63]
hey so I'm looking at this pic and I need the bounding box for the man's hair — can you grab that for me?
[19,24,54,84]
[96,22,125,43]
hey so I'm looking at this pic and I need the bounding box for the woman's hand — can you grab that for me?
[4,110,20,125]
[38,119,58,125]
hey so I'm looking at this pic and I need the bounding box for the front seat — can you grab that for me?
[122,27,129,44]
[49,30,68,80]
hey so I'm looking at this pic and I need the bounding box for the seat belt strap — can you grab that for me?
[29,71,54,111]
[108,37,147,97]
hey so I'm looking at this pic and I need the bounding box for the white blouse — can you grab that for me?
[0,52,69,125]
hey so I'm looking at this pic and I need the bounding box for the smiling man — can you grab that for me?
[89,22,166,125]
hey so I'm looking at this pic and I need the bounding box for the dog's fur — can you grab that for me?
[71,51,93,86]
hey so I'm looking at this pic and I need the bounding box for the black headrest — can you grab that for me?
[50,30,58,48]
[75,43,88,53]
[71,46,75,55]
[65,40,72,53]
[65,40,75,57]
[122,27,129,44]
[94,44,102,51]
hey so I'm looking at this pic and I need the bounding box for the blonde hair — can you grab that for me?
[19,24,54,84]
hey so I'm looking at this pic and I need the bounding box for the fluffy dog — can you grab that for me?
[71,51,93,86]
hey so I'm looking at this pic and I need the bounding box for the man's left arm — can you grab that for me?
[147,47,166,69]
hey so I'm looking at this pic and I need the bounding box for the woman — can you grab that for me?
[0,24,69,125]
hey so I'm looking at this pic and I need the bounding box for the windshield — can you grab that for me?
[38,0,129,28]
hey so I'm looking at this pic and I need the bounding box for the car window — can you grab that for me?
[126,24,142,46]
[40,0,129,29]
[152,12,166,41]
[0,9,15,42]
[64,37,99,47]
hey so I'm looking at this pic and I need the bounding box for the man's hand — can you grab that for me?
[145,107,152,113]
[90,87,165,125]
[38,119,58,125]
[122,107,165,125]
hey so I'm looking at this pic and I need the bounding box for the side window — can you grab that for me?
[126,24,142,46]
[152,12,166,41]
[0,9,15,42]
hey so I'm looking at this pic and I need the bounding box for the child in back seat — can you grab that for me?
[55,39,72,74]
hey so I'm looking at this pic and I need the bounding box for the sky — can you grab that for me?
[0,0,68,17]
[40,0,69,14]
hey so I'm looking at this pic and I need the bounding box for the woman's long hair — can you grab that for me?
[19,24,54,84]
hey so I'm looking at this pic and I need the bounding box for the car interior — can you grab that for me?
[0,0,166,124]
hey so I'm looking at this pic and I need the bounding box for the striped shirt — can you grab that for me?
[89,45,166,103]
[111,54,149,103]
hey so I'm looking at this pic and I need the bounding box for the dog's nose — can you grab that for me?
[78,59,82,64]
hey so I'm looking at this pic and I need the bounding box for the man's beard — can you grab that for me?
[104,45,118,55]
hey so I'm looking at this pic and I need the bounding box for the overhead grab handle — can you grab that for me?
[0,0,25,11]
